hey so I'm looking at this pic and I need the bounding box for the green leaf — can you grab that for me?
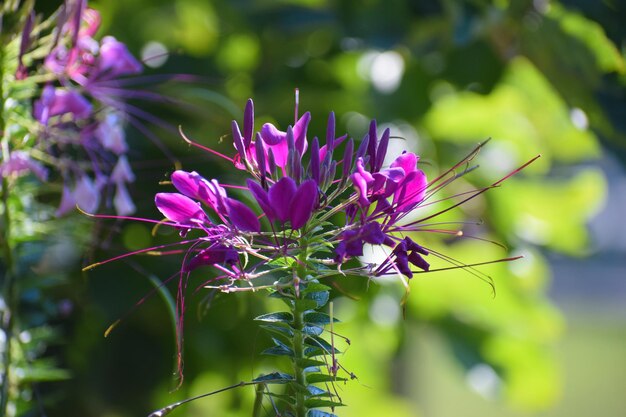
[302,282,332,293]
[262,345,295,357]
[304,291,330,309]
[305,399,345,408]
[253,372,294,384]
[306,385,330,397]
[305,335,339,354]
[262,338,294,357]
[296,358,326,368]
[306,373,347,384]
[304,312,338,326]
[302,325,324,336]
[255,312,293,323]
[260,324,294,338]
[299,299,322,311]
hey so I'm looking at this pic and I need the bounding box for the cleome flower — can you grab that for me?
[97,97,538,293]
[88,96,538,408]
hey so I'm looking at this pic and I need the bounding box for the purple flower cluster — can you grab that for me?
[152,98,438,282]
[7,0,144,216]
[91,97,536,384]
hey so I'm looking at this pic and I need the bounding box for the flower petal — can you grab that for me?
[289,180,318,230]
[260,123,284,146]
[293,111,311,155]
[114,182,136,216]
[361,222,385,245]
[393,169,427,212]
[171,170,225,211]
[184,245,238,272]
[247,179,275,221]
[75,175,100,213]
[225,198,260,232]
[408,251,430,272]
[155,192,206,224]
[390,152,418,176]
[268,177,297,223]
[97,36,142,78]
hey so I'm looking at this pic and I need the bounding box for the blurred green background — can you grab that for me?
[33,0,626,416]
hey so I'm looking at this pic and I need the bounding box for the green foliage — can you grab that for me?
[253,280,345,416]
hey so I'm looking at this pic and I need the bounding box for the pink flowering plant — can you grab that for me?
[3,0,144,217]
[0,1,152,414]
[90,96,537,417]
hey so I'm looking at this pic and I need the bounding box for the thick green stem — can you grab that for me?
[292,298,307,417]
[291,242,309,417]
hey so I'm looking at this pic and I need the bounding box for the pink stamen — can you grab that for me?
[179,126,234,162]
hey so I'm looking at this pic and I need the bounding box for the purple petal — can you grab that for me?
[361,222,385,245]
[111,155,135,183]
[185,245,238,272]
[355,157,374,183]
[289,179,318,230]
[268,177,297,223]
[96,113,128,155]
[351,172,371,207]
[155,192,206,224]
[55,184,77,217]
[171,170,206,198]
[393,169,427,212]
[34,87,92,123]
[335,230,363,262]
[371,167,404,198]
[97,36,142,78]
[0,151,48,181]
[390,152,418,175]
[261,125,289,168]
[247,179,275,221]
[260,123,284,145]
[408,251,430,272]
[75,175,100,213]
[293,112,311,155]
[225,198,260,232]
[114,182,136,215]
[405,237,429,255]
[395,252,413,278]
[171,170,225,211]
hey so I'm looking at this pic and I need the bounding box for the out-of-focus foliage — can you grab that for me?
[33,0,625,416]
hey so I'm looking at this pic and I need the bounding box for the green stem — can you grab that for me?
[0,43,16,417]
[291,242,309,417]
[251,383,265,417]
[292,299,307,417]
